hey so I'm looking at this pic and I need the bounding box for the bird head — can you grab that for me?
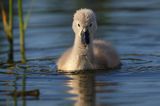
[72,8,97,46]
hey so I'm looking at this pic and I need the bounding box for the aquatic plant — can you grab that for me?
[18,0,26,63]
[1,0,34,63]
[1,0,14,63]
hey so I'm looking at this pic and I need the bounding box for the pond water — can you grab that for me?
[1,0,160,106]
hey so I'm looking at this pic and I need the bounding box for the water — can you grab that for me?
[0,0,160,106]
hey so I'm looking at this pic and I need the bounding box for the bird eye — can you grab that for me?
[78,24,80,27]
[89,23,92,27]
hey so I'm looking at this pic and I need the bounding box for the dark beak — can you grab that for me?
[81,29,90,45]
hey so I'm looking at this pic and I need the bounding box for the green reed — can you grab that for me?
[1,0,34,63]
[1,0,14,63]
[18,0,26,63]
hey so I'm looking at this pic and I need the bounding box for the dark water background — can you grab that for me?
[1,0,160,106]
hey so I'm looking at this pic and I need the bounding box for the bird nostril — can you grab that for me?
[81,29,90,45]
[85,30,89,37]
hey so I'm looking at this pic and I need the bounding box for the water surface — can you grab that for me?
[0,0,160,106]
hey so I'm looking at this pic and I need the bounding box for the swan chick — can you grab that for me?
[57,8,121,72]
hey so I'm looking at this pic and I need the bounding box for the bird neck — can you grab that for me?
[73,34,94,57]
[71,34,95,70]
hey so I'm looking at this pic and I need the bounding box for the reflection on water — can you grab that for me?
[66,73,119,106]
[66,74,95,106]
[1,0,160,106]
[0,68,39,106]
